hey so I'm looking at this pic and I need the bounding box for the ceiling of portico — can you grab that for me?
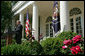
[14,1,84,20]
[21,1,60,18]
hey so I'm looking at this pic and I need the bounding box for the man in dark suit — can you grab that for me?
[14,20,23,44]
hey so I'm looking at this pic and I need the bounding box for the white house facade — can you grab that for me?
[12,1,84,41]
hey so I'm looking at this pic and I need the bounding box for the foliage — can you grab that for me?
[30,41,44,55]
[11,1,18,6]
[1,39,16,47]
[41,37,63,55]
[1,31,84,55]
[1,40,44,55]
[12,39,16,44]
[57,31,77,40]
[1,1,13,33]
[1,44,30,55]
[41,31,84,55]
[1,39,6,47]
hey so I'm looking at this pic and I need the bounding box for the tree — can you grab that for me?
[1,1,13,33]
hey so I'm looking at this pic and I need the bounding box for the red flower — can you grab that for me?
[62,45,68,49]
[63,39,72,45]
[72,35,82,44]
[70,45,81,55]
[75,45,81,52]
[75,35,81,39]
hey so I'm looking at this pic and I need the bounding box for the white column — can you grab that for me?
[82,18,84,37]
[60,1,70,32]
[32,3,38,41]
[19,12,24,39]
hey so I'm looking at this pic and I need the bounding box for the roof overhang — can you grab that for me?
[12,1,35,16]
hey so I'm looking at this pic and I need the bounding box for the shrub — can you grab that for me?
[21,39,31,46]
[41,31,84,55]
[1,39,16,47]
[1,40,44,55]
[1,44,31,55]
[41,37,63,55]
[12,39,16,44]
[31,41,44,55]
[21,40,44,55]
[61,35,84,55]
[1,39,6,47]
[57,31,77,40]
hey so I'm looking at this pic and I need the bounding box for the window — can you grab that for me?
[46,16,53,37]
[46,23,53,37]
[76,17,82,35]
[70,18,74,32]
[70,16,82,36]
[50,23,53,37]
[70,8,83,36]
[46,24,49,37]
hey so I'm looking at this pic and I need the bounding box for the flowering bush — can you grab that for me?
[63,39,72,45]
[70,45,81,55]
[57,31,77,40]
[72,35,82,44]
[62,45,68,49]
[61,35,84,55]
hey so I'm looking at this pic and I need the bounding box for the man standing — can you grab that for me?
[14,20,23,44]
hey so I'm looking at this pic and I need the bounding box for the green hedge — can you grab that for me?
[1,44,30,55]
[41,37,63,55]
[1,39,16,47]
[30,41,44,55]
[1,39,6,47]
[1,40,44,55]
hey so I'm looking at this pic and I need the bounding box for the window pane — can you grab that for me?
[70,23,73,26]
[71,27,74,31]
[76,26,79,29]
[76,22,78,25]
[76,30,79,34]
[76,17,78,21]
[70,18,74,32]
[76,16,82,34]
[50,23,53,37]
[76,21,79,23]
[79,26,81,29]
[46,24,49,37]
[79,20,81,24]
[70,19,73,22]
[79,17,81,21]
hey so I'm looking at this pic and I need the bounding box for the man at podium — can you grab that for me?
[14,20,23,44]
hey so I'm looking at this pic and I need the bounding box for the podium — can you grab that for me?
[4,30,14,46]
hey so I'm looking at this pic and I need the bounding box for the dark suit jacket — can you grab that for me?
[14,24,23,39]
